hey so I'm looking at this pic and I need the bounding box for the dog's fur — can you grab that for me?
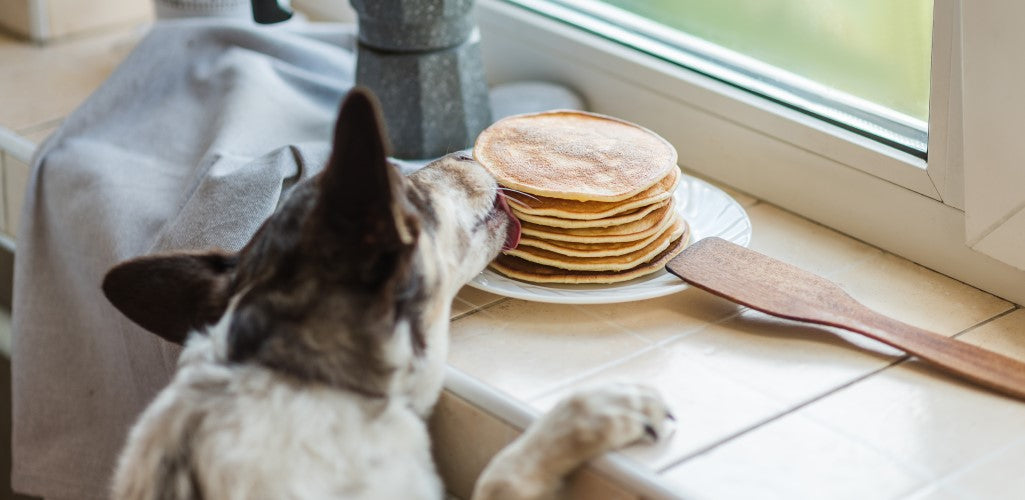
[102,89,670,500]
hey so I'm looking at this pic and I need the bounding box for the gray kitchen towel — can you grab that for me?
[11,18,359,499]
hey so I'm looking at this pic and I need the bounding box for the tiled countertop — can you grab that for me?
[444,196,1024,499]
[4,20,1025,500]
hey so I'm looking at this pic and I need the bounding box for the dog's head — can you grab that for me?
[102,88,519,411]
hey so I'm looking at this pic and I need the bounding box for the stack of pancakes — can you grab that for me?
[474,110,690,284]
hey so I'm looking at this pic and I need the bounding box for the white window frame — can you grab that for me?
[475,0,1025,304]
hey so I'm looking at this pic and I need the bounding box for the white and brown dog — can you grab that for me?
[102,88,671,500]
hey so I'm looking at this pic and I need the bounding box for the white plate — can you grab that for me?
[467,174,752,304]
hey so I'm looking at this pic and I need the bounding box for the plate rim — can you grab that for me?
[467,174,751,304]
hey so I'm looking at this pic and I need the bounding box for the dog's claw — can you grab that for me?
[666,410,676,422]
[644,424,658,441]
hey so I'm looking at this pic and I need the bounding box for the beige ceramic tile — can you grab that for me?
[916,433,1025,500]
[532,303,909,471]
[794,361,1025,482]
[0,24,144,132]
[448,299,650,399]
[531,341,785,471]
[661,412,928,500]
[958,308,1025,360]
[4,152,30,237]
[451,286,505,319]
[664,308,903,403]
[21,122,61,147]
[575,287,741,342]
[688,312,1025,499]
[747,203,882,278]
[44,0,152,41]
[830,252,1012,337]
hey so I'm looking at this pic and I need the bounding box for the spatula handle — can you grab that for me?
[843,311,1025,400]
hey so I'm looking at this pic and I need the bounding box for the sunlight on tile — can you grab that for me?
[661,412,929,500]
[918,433,1025,500]
[448,299,650,399]
[530,342,785,471]
[797,362,1025,480]
[747,203,882,277]
[831,252,1012,337]
[666,308,902,403]
[683,310,1025,499]
[572,288,740,342]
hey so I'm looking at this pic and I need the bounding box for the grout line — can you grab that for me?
[949,306,1018,339]
[900,432,1025,500]
[656,353,910,473]
[450,296,510,323]
[525,308,746,403]
[656,307,1022,474]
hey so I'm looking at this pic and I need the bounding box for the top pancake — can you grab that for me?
[474,110,678,202]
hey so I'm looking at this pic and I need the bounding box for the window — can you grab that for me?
[475,0,1025,304]
[520,0,933,157]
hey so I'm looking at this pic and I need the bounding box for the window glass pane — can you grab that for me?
[598,0,932,123]
[518,0,933,156]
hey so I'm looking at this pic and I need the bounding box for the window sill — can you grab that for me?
[442,185,1024,498]
[475,0,1025,305]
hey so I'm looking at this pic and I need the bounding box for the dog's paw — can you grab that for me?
[537,383,673,458]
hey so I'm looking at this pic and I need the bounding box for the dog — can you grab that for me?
[102,88,671,499]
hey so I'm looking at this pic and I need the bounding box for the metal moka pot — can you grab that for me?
[251,0,491,159]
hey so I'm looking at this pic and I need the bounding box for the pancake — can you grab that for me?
[505,216,687,271]
[512,198,669,229]
[519,199,676,244]
[516,218,672,258]
[506,167,680,220]
[474,110,678,202]
[491,230,690,284]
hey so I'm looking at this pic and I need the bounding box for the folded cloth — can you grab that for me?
[11,18,359,499]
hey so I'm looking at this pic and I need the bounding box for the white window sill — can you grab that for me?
[474,0,1025,305]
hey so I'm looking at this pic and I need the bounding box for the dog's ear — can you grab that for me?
[317,87,418,250]
[102,251,237,345]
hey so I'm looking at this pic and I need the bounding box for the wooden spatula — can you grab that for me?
[666,237,1025,401]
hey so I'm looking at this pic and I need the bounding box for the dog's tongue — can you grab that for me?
[496,193,521,251]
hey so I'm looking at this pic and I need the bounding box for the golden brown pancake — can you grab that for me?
[474,110,678,202]
[519,199,675,243]
[505,216,686,271]
[512,198,669,229]
[516,219,671,257]
[491,229,690,284]
[506,167,680,220]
